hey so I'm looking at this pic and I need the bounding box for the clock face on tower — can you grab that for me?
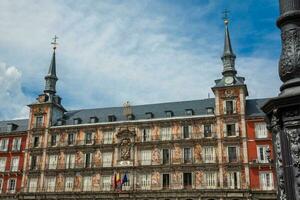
[224,76,234,85]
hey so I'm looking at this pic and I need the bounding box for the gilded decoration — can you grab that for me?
[56,174,64,191]
[173,144,182,164]
[152,147,160,165]
[92,174,101,191]
[194,144,202,163]
[151,172,160,188]
[57,151,65,169]
[75,151,84,168]
[172,123,181,140]
[93,149,102,167]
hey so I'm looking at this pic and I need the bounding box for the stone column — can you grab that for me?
[262,1,300,200]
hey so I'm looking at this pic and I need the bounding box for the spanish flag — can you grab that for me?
[116,173,121,189]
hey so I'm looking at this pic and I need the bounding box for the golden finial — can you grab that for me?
[222,9,230,25]
[51,35,59,50]
[123,101,132,117]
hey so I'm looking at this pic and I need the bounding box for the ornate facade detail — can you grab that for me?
[120,138,131,160]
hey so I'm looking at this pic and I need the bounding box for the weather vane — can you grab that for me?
[51,35,59,50]
[222,9,230,25]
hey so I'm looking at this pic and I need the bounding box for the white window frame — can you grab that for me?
[103,131,113,144]
[12,137,21,151]
[255,122,268,138]
[227,171,240,189]
[65,154,75,169]
[28,178,38,192]
[204,172,217,189]
[0,157,6,172]
[260,172,274,190]
[48,155,58,169]
[257,145,269,163]
[10,156,19,172]
[141,128,151,142]
[203,146,215,163]
[140,173,151,190]
[182,125,192,139]
[0,138,9,151]
[102,175,111,191]
[140,150,151,165]
[7,178,16,193]
[161,127,172,141]
[83,176,92,191]
[183,147,192,163]
[223,100,236,114]
[102,152,112,167]
[65,177,74,192]
[0,178,3,194]
[46,177,56,192]
[227,146,239,163]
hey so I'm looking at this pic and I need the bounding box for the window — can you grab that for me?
[165,111,173,118]
[140,174,151,190]
[203,146,215,163]
[145,112,153,119]
[50,134,59,146]
[65,177,74,192]
[183,173,192,188]
[183,148,192,163]
[185,109,194,116]
[35,116,43,128]
[142,128,151,142]
[84,153,92,168]
[103,131,113,144]
[122,173,131,191]
[102,176,111,191]
[65,154,75,169]
[162,149,170,165]
[0,178,2,193]
[207,107,214,114]
[0,158,6,172]
[127,114,135,120]
[228,146,238,163]
[90,117,98,123]
[228,172,240,189]
[30,155,37,170]
[108,115,116,122]
[28,178,38,192]
[7,179,16,193]
[255,123,268,138]
[226,124,237,137]
[182,125,192,139]
[103,152,112,167]
[33,136,39,148]
[257,146,269,163]
[260,172,274,190]
[73,118,81,125]
[141,150,151,165]
[83,176,92,191]
[0,138,8,151]
[68,133,75,145]
[12,138,21,151]
[162,174,170,189]
[204,124,212,137]
[205,172,217,188]
[85,132,93,145]
[48,155,58,169]
[10,157,19,171]
[46,177,56,192]
[224,100,236,114]
[161,127,171,141]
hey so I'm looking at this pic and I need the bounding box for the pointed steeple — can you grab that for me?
[44,36,58,95]
[221,16,237,76]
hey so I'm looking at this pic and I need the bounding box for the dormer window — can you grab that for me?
[108,115,116,122]
[90,117,98,123]
[185,109,194,116]
[127,114,135,120]
[165,111,173,118]
[6,123,17,132]
[145,112,153,119]
[73,118,81,125]
[57,119,64,126]
[206,107,214,115]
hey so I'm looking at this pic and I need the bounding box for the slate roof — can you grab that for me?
[213,76,246,88]
[0,98,270,132]
[245,98,269,118]
[60,98,216,125]
[0,119,28,134]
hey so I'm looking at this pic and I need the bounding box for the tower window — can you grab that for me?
[228,146,238,163]
[33,136,39,148]
[35,116,43,128]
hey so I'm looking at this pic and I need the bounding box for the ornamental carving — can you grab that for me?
[172,171,182,188]
[56,174,64,191]
[93,149,102,167]
[173,144,182,164]
[172,124,181,140]
[75,151,84,168]
[57,151,65,169]
[74,174,82,191]
[120,138,131,160]
[195,171,203,188]
[151,172,160,187]
[92,174,101,191]
[279,28,300,82]
[152,147,160,165]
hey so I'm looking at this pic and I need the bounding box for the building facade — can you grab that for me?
[0,120,28,199]
[0,19,276,200]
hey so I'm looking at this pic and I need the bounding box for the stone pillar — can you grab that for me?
[262,1,300,200]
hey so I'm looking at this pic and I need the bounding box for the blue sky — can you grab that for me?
[0,0,281,120]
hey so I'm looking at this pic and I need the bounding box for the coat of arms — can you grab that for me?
[120,138,131,160]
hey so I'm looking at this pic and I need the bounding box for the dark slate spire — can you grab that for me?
[44,36,58,95]
[221,17,237,76]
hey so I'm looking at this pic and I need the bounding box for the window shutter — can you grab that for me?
[233,100,237,113]
[223,124,227,137]
[223,102,227,114]
[235,123,239,136]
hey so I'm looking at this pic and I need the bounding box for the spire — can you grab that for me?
[221,11,236,76]
[44,36,58,95]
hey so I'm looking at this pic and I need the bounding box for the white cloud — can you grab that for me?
[0,63,29,119]
[0,0,281,118]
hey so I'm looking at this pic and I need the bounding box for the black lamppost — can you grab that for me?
[261,1,300,200]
